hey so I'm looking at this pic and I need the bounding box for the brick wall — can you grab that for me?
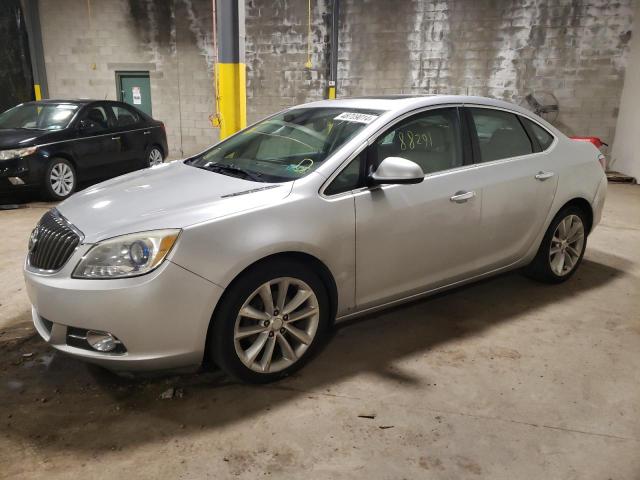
[39,0,218,158]
[247,0,636,147]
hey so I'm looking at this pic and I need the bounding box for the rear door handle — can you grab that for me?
[111,136,121,141]
[535,171,555,181]
[143,131,151,135]
[450,190,476,203]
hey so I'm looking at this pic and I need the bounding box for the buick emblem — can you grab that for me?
[28,227,39,252]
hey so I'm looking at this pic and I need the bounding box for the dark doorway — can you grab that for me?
[0,0,35,112]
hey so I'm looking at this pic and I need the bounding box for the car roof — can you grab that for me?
[23,99,125,107]
[295,94,538,118]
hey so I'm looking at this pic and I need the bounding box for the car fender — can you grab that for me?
[170,180,356,316]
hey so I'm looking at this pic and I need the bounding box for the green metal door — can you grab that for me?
[117,72,152,116]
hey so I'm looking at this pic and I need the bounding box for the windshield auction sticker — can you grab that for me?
[334,112,379,124]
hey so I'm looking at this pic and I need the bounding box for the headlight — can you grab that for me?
[0,146,38,160]
[72,229,180,279]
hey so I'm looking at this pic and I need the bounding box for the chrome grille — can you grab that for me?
[28,210,81,271]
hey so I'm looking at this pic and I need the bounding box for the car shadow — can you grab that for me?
[0,181,95,206]
[0,251,629,454]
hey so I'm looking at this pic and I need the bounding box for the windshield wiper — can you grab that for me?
[198,163,265,182]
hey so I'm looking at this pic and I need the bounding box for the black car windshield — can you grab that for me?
[185,107,383,182]
[0,103,79,131]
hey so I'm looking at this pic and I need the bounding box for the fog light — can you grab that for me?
[86,330,118,352]
[8,177,25,185]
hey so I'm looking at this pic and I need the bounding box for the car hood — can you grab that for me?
[57,161,294,243]
[0,128,56,148]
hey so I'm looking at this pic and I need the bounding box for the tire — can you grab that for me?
[146,145,164,167]
[209,258,330,383]
[524,205,588,284]
[43,158,76,201]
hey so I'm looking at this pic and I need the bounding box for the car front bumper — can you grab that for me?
[24,252,224,373]
[0,154,44,192]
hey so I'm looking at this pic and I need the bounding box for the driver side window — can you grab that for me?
[373,108,463,175]
[80,106,109,133]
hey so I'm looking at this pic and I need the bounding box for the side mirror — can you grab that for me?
[369,157,424,185]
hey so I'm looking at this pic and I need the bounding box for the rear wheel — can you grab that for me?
[524,206,587,283]
[43,158,76,200]
[209,259,329,383]
[146,145,164,167]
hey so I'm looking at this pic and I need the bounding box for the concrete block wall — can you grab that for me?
[246,0,635,148]
[245,0,331,124]
[39,0,636,158]
[38,0,218,158]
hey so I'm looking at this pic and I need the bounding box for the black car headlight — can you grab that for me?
[0,146,38,160]
[72,229,180,279]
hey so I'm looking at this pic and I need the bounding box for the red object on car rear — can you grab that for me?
[570,136,608,170]
[570,136,608,149]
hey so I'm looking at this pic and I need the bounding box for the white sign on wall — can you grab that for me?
[132,86,142,105]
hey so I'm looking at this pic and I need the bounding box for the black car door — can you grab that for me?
[108,103,147,172]
[72,104,119,179]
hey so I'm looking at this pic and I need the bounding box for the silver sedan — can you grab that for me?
[24,95,607,383]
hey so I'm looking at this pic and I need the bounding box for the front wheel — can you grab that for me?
[43,158,76,200]
[209,259,329,383]
[524,206,588,283]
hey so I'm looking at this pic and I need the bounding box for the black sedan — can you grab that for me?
[0,99,168,200]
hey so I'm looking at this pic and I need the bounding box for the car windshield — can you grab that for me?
[0,103,79,131]
[186,107,383,182]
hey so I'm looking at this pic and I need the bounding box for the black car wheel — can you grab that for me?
[524,206,588,283]
[146,146,164,167]
[43,158,76,201]
[209,258,330,384]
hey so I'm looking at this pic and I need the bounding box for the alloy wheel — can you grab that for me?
[149,148,163,166]
[234,277,320,374]
[50,163,74,197]
[549,214,584,276]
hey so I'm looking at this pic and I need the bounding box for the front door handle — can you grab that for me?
[535,171,555,181]
[143,131,151,135]
[111,136,121,141]
[450,190,476,203]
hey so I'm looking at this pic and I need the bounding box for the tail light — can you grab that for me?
[160,122,165,134]
[570,136,608,149]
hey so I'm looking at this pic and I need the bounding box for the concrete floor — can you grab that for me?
[1,184,639,479]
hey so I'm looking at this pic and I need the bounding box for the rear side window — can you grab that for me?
[522,118,554,150]
[470,108,533,162]
[110,105,140,128]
